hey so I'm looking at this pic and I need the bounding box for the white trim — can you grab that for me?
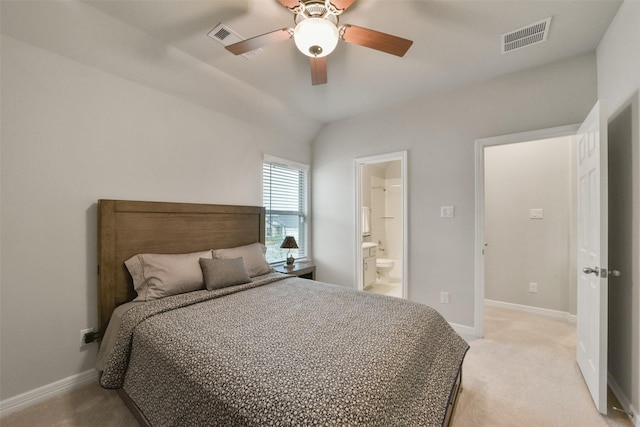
[0,369,98,418]
[474,124,581,337]
[485,299,577,323]
[449,323,477,342]
[608,372,639,426]
[262,154,311,262]
[263,153,309,172]
[354,151,408,299]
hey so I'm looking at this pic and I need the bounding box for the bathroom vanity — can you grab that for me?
[362,242,378,288]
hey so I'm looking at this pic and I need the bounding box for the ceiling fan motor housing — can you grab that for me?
[293,2,340,25]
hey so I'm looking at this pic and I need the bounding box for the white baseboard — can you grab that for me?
[485,299,576,323]
[450,322,477,342]
[0,369,98,418]
[608,372,639,426]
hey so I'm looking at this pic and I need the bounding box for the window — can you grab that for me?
[262,155,309,264]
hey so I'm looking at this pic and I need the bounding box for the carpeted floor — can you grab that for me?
[1,306,634,426]
[451,306,633,427]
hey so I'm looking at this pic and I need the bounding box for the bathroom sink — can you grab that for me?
[362,242,379,257]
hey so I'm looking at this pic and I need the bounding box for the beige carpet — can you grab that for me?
[0,383,137,427]
[1,306,634,426]
[451,306,633,427]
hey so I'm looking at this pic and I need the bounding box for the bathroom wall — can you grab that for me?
[368,161,403,280]
[382,163,402,280]
[370,175,386,247]
[360,165,375,223]
[361,164,384,242]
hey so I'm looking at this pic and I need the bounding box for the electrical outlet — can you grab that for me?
[80,328,94,346]
[441,206,454,218]
[440,292,450,304]
[529,282,538,293]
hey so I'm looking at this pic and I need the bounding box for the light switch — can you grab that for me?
[530,208,543,219]
[441,206,454,218]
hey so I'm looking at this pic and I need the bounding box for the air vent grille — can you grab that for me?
[212,27,232,41]
[502,17,551,54]
[207,23,262,59]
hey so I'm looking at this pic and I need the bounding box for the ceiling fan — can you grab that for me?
[225,0,413,85]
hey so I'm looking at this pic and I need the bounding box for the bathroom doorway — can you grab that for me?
[355,151,407,298]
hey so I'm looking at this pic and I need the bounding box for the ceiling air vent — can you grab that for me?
[501,17,551,54]
[207,23,262,59]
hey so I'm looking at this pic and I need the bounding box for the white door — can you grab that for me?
[576,100,608,414]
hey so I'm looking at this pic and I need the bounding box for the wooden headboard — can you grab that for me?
[97,199,265,332]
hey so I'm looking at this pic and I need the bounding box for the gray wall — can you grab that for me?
[596,0,640,417]
[312,53,597,327]
[484,137,575,313]
[0,33,314,401]
[1,0,637,418]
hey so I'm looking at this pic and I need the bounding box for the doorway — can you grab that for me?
[355,151,408,299]
[476,100,636,416]
[474,124,580,337]
[483,136,576,318]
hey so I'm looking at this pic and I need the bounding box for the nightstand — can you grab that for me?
[274,261,316,280]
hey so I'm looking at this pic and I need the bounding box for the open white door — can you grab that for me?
[576,100,608,414]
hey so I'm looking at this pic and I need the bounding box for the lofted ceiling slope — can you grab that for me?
[2,0,623,125]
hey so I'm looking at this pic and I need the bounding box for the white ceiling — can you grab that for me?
[3,1,623,124]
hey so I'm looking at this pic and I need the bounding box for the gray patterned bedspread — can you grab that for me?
[100,273,469,426]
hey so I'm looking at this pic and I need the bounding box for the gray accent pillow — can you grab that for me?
[212,242,273,277]
[125,250,212,301]
[199,257,251,290]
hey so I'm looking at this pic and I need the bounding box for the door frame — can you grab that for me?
[474,124,580,337]
[354,151,408,298]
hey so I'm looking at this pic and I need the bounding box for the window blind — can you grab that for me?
[262,156,309,264]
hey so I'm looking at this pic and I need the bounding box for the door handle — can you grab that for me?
[583,267,600,276]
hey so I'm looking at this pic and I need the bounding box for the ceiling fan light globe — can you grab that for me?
[294,17,339,58]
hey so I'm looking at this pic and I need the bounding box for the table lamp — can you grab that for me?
[280,236,298,268]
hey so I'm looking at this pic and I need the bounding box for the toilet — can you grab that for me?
[376,258,394,284]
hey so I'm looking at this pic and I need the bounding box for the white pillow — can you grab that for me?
[212,242,273,277]
[125,250,212,301]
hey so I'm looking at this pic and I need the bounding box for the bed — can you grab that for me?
[96,199,469,427]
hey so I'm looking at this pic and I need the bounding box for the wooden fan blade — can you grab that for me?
[310,57,328,86]
[277,0,301,9]
[331,0,357,11]
[341,24,413,57]
[225,28,292,55]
